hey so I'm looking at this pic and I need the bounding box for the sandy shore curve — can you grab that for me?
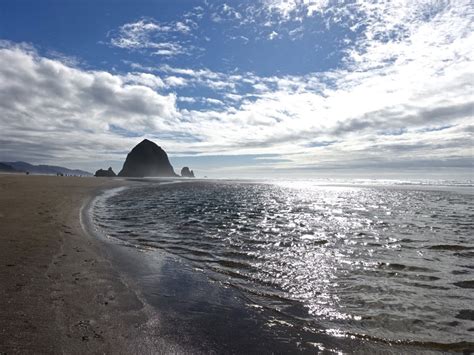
[0,175,184,354]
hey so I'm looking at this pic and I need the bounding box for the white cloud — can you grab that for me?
[178,96,197,103]
[164,76,188,87]
[152,43,186,57]
[109,18,195,56]
[0,42,179,165]
[157,64,240,91]
[268,31,279,40]
[203,98,224,106]
[211,3,242,22]
[263,0,300,19]
[174,21,192,33]
[121,72,165,89]
[306,0,329,16]
[241,0,330,27]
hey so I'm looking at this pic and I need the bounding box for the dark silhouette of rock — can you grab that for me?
[181,167,195,178]
[95,167,116,177]
[118,139,177,177]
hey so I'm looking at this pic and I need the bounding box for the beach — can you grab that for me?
[1,175,472,354]
[0,175,315,354]
[0,175,185,354]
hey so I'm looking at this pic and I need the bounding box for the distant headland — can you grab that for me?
[0,161,92,176]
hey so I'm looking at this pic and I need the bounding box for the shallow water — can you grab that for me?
[93,180,474,352]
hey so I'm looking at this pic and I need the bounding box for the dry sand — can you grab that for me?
[0,174,182,354]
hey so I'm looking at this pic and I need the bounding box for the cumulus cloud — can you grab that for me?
[0,42,180,165]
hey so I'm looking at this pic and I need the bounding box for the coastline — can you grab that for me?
[0,175,185,354]
[0,174,304,354]
[1,174,471,354]
[85,180,314,354]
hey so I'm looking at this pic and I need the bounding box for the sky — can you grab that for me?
[0,0,472,179]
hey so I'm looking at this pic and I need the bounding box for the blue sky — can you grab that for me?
[0,0,348,75]
[0,0,472,178]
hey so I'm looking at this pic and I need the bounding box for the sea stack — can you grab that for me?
[180,167,195,178]
[118,139,177,177]
[95,167,116,177]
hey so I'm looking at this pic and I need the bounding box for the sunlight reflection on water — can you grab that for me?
[93,180,474,348]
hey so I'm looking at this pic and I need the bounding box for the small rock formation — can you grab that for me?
[118,139,177,177]
[95,167,116,177]
[181,167,195,178]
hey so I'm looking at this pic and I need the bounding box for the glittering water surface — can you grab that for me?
[93,180,474,350]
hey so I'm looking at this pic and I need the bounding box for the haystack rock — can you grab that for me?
[118,139,177,177]
[95,167,116,177]
[181,167,195,178]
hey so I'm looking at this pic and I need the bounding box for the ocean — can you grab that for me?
[91,179,474,353]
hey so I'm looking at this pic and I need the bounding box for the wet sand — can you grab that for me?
[0,175,185,354]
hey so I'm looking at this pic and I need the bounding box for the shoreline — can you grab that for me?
[0,175,186,354]
[1,175,471,354]
[85,181,307,353]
